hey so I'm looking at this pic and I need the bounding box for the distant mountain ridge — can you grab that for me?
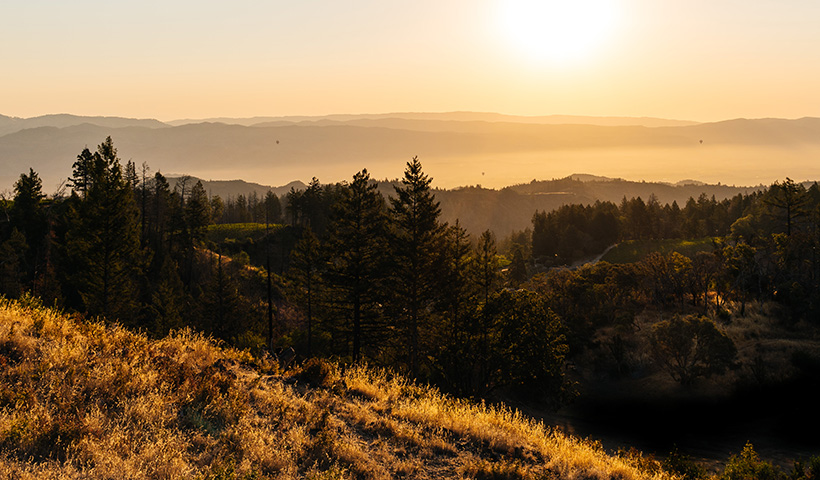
[171,112,699,128]
[165,176,306,200]
[1,112,694,131]
[0,113,168,137]
[3,112,820,197]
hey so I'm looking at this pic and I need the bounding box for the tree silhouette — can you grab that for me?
[11,168,48,284]
[289,227,323,357]
[185,180,211,243]
[389,157,444,377]
[764,178,809,236]
[326,169,388,363]
[650,315,737,386]
[64,137,143,322]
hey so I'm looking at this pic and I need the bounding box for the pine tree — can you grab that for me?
[435,221,478,394]
[264,190,282,224]
[285,188,302,226]
[472,229,502,390]
[474,230,502,304]
[289,227,323,357]
[64,137,143,322]
[326,169,389,363]
[124,160,138,195]
[149,172,172,257]
[0,229,27,297]
[138,162,151,244]
[149,255,186,336]
[302,178,327,234]
[508,246,529,285]
[389,157,445,377]
[437,222,473,330]
[235,194,251,223]
[11,168,48,283]
[764,177,810,236]
[68,147,95,197]
[185,180,211,243]
[200,252,242,341]
[210,195,225,223]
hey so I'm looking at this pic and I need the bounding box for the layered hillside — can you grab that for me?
[3,114,820,193]
[0,296,671,480]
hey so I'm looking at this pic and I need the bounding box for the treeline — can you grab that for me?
[214,189,283,225]
[3,136,820,403]
[530,190,763,265]
[0,137,563,401]
[529,176,820,317]
[1,137,272,348]
[279,162,564,399]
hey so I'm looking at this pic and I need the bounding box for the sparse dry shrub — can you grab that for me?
[343,364,418,405]
[292,357,340,388]
[617,447,662,476]
[343,365,391,403]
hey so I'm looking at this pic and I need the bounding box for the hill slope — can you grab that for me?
[0,296,670,480]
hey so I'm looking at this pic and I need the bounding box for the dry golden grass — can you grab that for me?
[0,296,676,480]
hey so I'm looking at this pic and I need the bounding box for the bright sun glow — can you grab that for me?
[499,0,619,65]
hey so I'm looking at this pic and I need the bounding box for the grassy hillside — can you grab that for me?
[0,296,674,480]
[206,223,277,243]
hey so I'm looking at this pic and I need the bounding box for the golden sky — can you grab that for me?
[3,0,820,122]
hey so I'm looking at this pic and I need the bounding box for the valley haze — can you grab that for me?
[3,112,820,196]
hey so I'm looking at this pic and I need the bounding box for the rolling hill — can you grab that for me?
[0,113,168,137]
[0,296,671,480]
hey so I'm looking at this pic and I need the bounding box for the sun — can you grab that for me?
[498,0,619,65]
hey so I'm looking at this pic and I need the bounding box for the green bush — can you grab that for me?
[663,446,708,480]
[650,314,737,385]
[720,442,782,480]
[293,357,338,388]
[791,456,820,480]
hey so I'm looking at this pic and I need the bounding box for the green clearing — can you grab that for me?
[601,237,716,264]
[206,223,280,243]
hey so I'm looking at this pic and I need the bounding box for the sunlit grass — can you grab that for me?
[206,222,281,243]
[602,237,715,263]
[0,295,676,479]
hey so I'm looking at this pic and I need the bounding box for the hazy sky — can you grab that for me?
[3,0,820,122]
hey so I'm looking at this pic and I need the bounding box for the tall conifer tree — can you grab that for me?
[389,157,444,377]
[326,169,388,363]
[65,137,143,322]
[289,227,323,357]
[185,180,211,243]
[435,221,478,394]
[11,169,48,283]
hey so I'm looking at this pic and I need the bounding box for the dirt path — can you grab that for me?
[568,243,619,268]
